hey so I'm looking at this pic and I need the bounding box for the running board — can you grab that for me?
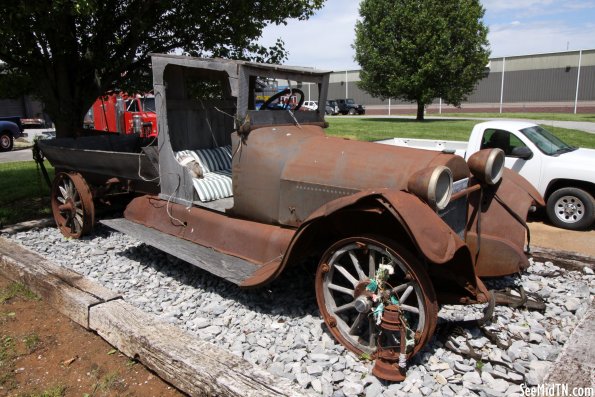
[100,218,259,286]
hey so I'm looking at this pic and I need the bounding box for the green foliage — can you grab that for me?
[354,0,490,120]
[0,0,325,136]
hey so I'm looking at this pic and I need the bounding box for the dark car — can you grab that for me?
[335,98,365,115]
[0,117,24,152]
[326,100,339,115]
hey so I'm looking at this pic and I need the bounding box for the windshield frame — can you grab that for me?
[519,125,576,156]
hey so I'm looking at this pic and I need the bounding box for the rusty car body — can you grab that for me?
[39,55,543,381]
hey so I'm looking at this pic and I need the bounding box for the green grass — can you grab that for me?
[429,112,595,122]
[0,282,40,304]
[326,118,595,149]
[20,384,67,397]
[0,160,54,227]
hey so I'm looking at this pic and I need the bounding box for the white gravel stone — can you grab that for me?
[462,371,482,385]
[342,382,364,397]
[6,227,590,396]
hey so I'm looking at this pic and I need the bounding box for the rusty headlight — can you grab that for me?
[467,149,505,185]
[407,166,453,210]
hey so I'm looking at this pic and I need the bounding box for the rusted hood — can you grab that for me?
[232,125,469,227]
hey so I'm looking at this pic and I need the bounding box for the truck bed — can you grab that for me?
[376,137,467,158]
[38,134,159,183]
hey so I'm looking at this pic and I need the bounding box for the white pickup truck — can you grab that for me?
[378,120,595,230]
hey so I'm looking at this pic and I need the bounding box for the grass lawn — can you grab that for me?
[0,161,54,227]
[325,117,595,149]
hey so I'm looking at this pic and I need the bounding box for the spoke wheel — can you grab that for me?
[51,172,95,238]
[315,236,437,359]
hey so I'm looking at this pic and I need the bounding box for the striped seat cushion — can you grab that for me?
[175,145,232,175]
[175,146,233,202]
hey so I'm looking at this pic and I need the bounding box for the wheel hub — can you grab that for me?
[555,195,584,223]
[563,202,577,216]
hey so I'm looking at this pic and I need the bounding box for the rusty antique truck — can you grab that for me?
[37,55,544,381]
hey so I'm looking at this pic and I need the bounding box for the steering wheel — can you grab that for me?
[262,88,305,111]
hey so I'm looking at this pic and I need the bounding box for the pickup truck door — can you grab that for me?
[480,128,544,191]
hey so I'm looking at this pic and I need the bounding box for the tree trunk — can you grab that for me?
[416,102,425,121]
[52,114,85,139]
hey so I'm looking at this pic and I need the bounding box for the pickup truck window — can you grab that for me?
[125,99,139,112]
[520,125,576,156]
[141,97,156,112]
[480,129,527,156]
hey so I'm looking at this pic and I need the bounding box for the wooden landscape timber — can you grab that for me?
[0,236,310,397]
[91,300,308,397]
[0,236,118,327]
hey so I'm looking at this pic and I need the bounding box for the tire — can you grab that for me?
[0,132,13,152]
[315,235,438,360]
[546,187,595,230]
[348,108,356,115]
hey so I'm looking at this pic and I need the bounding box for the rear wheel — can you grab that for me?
[315,236,438,359]
[0,132,13,152]
[348,108,356,115]
[51,172,95,238]
[546,187,594,230]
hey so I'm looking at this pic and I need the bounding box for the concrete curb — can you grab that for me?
[0,236,310,397]
[543,303,595,389]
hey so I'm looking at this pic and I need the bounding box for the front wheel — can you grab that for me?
[348,108,356,115]
[315,236,438,361]
[0,132,13,152]
[546,187,595,230]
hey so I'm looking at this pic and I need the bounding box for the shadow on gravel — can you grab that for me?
[114,239,321,321]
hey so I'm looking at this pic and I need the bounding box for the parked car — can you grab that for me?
[39,56,541,381]
[377,120,595,230]
[302,100,318,111]
[335,98,365,115]
[326,100,339,115]
[0,117,25,152]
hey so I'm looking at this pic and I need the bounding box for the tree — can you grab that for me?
[354,0,489,121]
[0,0,324,137]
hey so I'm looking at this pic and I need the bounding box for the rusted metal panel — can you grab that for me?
[124,196,294,274]
[466,168,543,277]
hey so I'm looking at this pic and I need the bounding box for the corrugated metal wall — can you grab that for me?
[0,98,25,117]
[329,49,595,110]
[0,95,45,118]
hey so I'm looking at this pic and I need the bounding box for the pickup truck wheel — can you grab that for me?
[546,187,595,230]
[51,172,95,238]
[0,132,13,152]
[315,236,437,361]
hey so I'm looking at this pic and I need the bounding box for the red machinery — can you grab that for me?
[84,93,157,138]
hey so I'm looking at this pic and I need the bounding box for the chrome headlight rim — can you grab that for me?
[484,148,505,185]
[428,166,453,210]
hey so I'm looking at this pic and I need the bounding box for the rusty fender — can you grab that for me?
[466,169,545,278]
[261,189,489,304]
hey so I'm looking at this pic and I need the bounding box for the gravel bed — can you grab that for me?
[4,226,594,397]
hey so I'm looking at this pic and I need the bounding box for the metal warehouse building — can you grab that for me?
[326,49,595,115]
[2,49,594,119]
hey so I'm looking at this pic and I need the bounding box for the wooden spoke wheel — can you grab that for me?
[51,172,95,238]
[315,236,438,360]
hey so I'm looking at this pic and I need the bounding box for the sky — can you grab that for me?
[259,0,595,71]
